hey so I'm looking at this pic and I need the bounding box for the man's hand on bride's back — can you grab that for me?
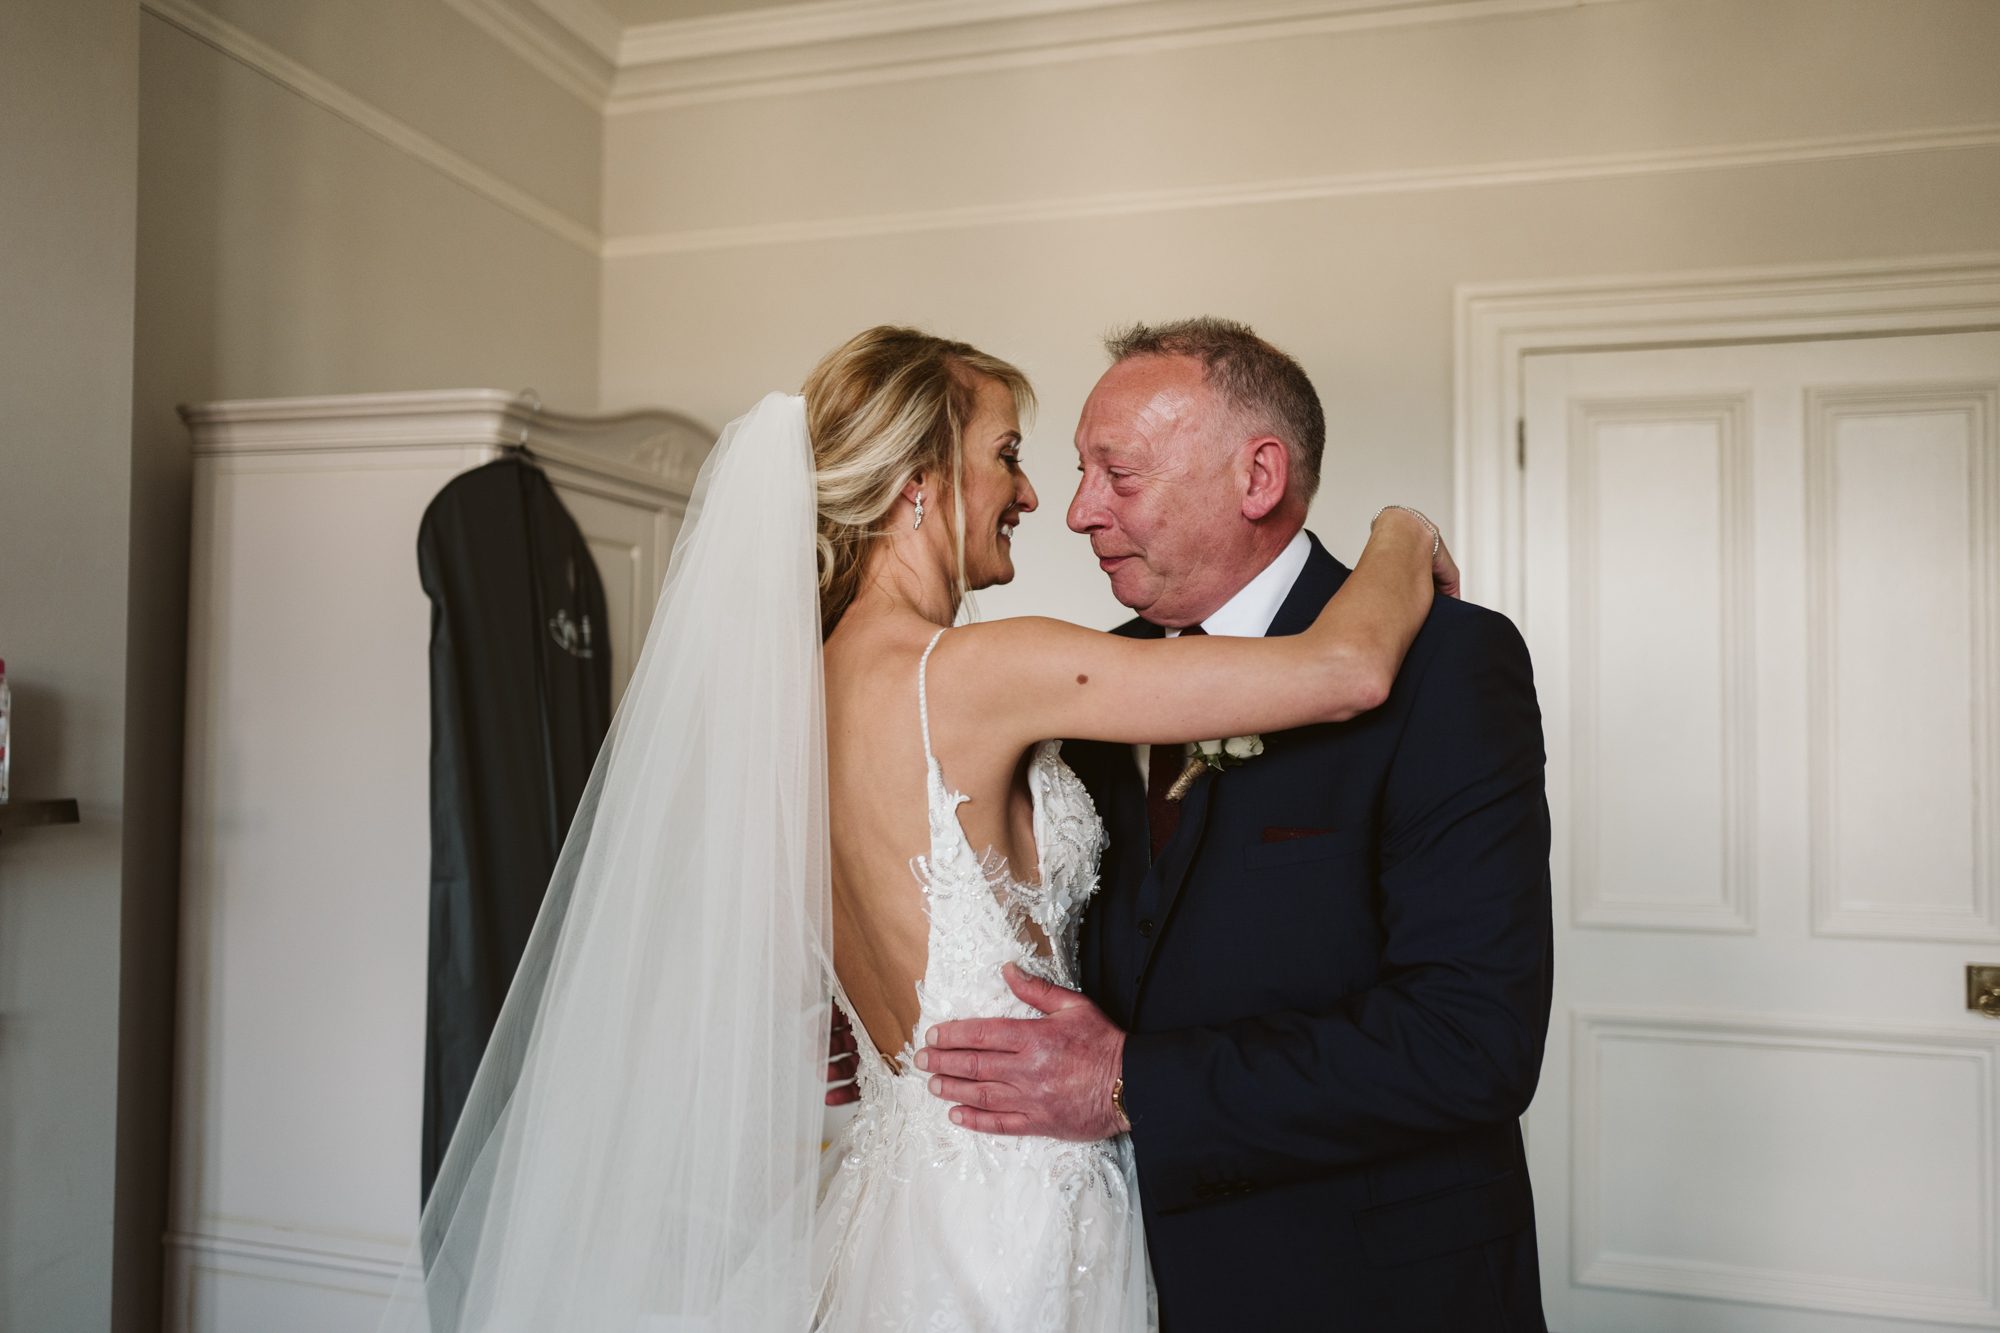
[915,964,1129,1141]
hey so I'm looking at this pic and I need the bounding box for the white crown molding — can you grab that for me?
[603,120,2000,257]
[607,0,1621,113]
[141,0,601,253]
[620,0,1141,64]
[532,0,626,61]
[437,0,618,105]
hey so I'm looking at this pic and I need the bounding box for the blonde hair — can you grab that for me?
[805,326,1034,640]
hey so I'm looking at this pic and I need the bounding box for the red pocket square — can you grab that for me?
[1261,826,1332,844]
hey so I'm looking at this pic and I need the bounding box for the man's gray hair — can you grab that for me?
[1104,317,1325,502]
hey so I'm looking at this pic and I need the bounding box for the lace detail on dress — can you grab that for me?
[908,629,1110,993]
[814,627,1149,1333]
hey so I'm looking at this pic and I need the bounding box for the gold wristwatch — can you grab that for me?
[1111,1077,1130,1129]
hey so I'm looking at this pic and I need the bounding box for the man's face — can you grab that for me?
[1066,355,1250,627]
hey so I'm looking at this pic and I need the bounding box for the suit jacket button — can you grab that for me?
[1137,919,1154,938]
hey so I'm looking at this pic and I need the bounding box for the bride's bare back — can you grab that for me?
[824,611,1059,1061]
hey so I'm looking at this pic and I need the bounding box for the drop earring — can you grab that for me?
[912,492,925,530]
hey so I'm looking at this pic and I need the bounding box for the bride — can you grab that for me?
[383,327,1451,1332]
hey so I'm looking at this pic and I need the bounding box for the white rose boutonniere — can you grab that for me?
[1165,733,1264,801]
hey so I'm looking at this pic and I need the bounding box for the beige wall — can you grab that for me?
[0,2,141,1320]
[2,1,603,1329]
[135,4,601,413]
[599,0,2000,632]
[187,0,601,235]
[0,1,140,1329]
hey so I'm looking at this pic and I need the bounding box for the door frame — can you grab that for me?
[1454,251,2000,620]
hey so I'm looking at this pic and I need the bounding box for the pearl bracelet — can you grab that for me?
[1372,504,1440,559]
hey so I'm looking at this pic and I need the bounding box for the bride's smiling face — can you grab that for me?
[947,373,1039,591]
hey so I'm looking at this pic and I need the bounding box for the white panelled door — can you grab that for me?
[1522,332,2000,1332]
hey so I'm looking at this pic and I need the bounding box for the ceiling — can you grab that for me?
[593,0,805,25]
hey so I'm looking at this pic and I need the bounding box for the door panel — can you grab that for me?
[1522,332,2000,1331]
[1808,386,2000,940]
[1569,396,1754,932]
[1574,1012,1994,1325]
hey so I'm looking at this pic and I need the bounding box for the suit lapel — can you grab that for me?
[1130,532,1349,1019]
[1071,615,1161,1016]
[1264,530,1346,639]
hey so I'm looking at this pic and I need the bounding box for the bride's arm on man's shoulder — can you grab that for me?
[942,508,1454,749]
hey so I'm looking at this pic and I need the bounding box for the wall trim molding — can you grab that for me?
[438,0,618,105]
[606,0,1620,113]
[531,0,625,61]
[180,388,713,493]
[323,0,1635,117]
[604,121,2000,258]
[623,0,1152,64]
[1455,251,2000,620]
[166,1227,407,1284]
[140,0,602,254]
[1571,1008,2000,1324]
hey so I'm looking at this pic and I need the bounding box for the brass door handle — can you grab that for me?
[1968,965,2000,1017]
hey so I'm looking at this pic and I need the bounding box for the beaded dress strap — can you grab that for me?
[917,627,948,764]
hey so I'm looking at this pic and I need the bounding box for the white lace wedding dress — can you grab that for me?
[813,629,1155,1333]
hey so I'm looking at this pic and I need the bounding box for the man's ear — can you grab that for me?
[1242,438,1290,521]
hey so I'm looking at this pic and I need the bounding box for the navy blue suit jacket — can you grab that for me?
[1065,533,1552,1331]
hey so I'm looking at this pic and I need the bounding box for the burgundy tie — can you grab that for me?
[1145,625,1204,861]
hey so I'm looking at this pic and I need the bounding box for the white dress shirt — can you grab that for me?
[1135,529,1312,781]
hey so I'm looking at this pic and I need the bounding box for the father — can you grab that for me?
[918,318,1553,1330]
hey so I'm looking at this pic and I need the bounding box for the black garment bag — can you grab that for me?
[415,456,612,1202]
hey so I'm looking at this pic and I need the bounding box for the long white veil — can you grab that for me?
[379,392,831,1332]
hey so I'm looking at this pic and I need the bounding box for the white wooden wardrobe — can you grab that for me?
[168,391,712,1333]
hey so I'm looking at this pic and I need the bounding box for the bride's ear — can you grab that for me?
[899,474,928,508]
